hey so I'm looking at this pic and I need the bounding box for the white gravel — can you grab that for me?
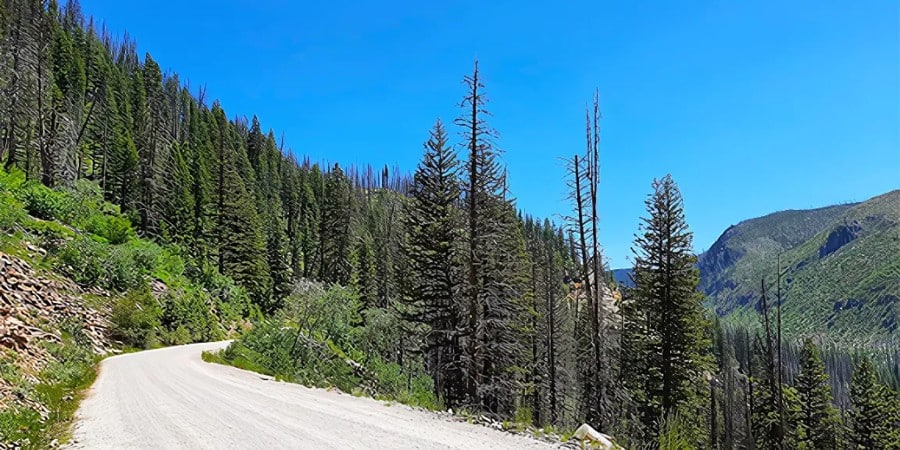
[68,341,556,449]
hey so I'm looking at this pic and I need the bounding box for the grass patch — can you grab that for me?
[0,339,98,449]
[202,347,269,375]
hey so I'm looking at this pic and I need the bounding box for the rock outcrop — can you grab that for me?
[0,248,111,413]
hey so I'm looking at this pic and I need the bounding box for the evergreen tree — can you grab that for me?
[265,209,292,311]
[796,338,840,449]
[631,174,711,439]
[210,102,270,306]
[319,163,352,285]
[404,119,464,405]
[848,357,895,449]
[353,233,378,309]
[300,165,322,279]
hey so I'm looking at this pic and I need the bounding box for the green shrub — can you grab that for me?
[237,319,298,378]
[105,245,145,290]
[152,244,185,281]
[166,325,193,346]
[355,307,403,362]
[369,358,439,410]
[17,182,66,221]
[0,407,42,446]
[55,236,108,286]
[0,332,97,448]
[658,410,698,450]
[110,286,162,348]
[280,283,360,346]
[216,344,270,374]
[0,168,25,191]
[202,271,251,323]
[53,237,161,291]
[161,289,222,344]
[62,181,104,220]
[125,240,162,274]
[217,282,439,409]
[0,191,25,231]
[86,214,133,245]
[21,217,74,240]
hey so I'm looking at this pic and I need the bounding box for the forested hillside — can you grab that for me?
[700,191,900,346]
[1,1,898,449]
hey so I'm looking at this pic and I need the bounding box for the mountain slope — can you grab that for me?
[698,203,854,314]
[699,190,900,345]
[611,268,634,288]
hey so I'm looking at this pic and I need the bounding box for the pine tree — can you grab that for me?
[319,163,352,285]
[300,165,322,279]
[456,60,522,416]
[280,158,303,280]
[848,357,894,449]
[631,174,711,439]
[755,278,783,449]
[354,233,378,309]
[210,102,270,306]
[404,119,464,405]
[796,338,840,449]
[265,209,292,311]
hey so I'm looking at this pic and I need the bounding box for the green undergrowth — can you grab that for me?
[0,326,98,448]
[0,169,256,445]
[0,168,252,349]
[203,282,441,411]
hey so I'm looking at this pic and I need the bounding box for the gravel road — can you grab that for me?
[68,341,556,449]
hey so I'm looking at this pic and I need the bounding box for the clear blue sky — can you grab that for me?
[80,0,899,269]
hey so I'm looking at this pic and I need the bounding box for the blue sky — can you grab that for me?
[79,0,899,268]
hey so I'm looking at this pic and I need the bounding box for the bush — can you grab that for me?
[166,325,193,346]
[201,270,252,323]
[161,289,222,344]
[0,168,25,191]
[368,358,438,409]
[17,182,66,221]
[218,281,439,409]
[0,407,42,446]
[61,180,105,224]
[55,236,108,286]
[110,286,162,349]
[86,214,133,245]
[0,191,25,231]
[53,237,164,291]
[236,320,298,378]
[280,283,360,346]
[658,410,698,450]
[21,218,74,240]
[105,245,146,290]
[0,331,97,448]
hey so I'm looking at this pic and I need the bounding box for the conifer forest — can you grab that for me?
[0,1,897,448]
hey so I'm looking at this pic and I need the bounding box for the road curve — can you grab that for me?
[68,341,556,449]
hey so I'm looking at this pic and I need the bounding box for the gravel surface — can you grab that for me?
[68,341,556,449]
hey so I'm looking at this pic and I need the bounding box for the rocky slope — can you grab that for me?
[0,247,112,418]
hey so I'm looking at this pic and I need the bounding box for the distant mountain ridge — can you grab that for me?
[611,268,634,288]
[697,203,855,313]
[702,190,899,345]
[614,190,899,345]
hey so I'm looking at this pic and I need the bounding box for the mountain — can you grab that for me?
[611,268,634,288]
[698,190,900,346]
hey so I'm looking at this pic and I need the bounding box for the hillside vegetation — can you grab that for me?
[699,190,900,346]
[0,169,252,447]
[1,1,898,449]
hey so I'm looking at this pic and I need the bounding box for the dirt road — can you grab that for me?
[68,341,556,449]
